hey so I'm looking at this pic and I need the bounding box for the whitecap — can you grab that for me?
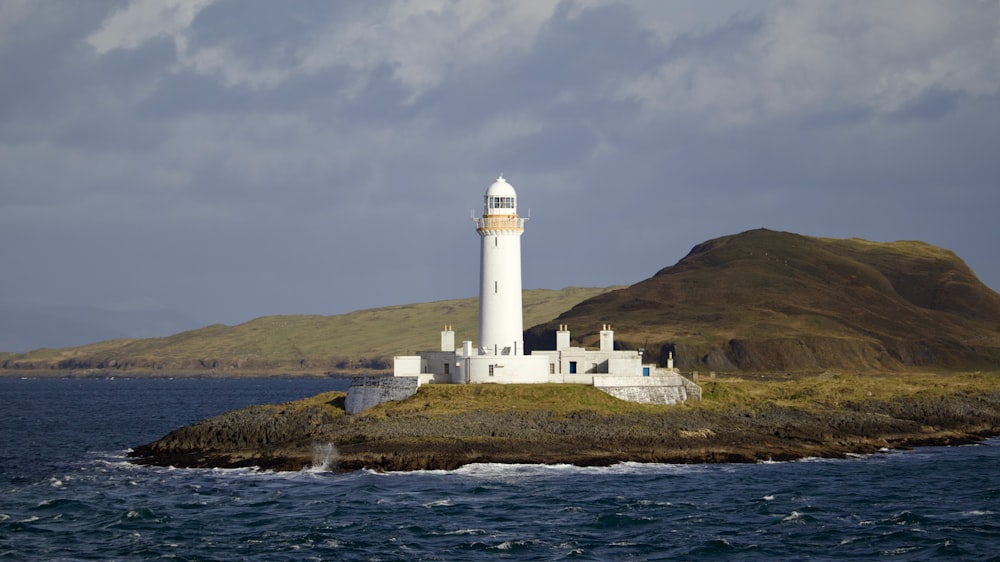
[441,528,486,535]
[881,546,920,556]
[433,460,711,480]
[782,511,802,521]
[422,499,454,508]
[762,495,775,501]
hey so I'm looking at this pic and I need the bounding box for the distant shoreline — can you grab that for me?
[0,369,373,379]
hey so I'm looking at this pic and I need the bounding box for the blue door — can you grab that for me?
[569,361,577,374]
[643,367,650,376]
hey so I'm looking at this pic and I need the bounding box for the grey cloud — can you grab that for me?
[2,1,999,346]
[889,85,965,122]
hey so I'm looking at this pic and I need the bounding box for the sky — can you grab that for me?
[1,0,999,350]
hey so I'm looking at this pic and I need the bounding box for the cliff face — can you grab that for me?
[526,229,1000,372]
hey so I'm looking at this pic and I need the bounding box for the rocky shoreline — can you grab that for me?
[129,383,1000,472]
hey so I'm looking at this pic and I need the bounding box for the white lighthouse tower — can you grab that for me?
[474,175,525,356]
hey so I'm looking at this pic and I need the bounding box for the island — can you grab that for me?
[129,372,1000,472]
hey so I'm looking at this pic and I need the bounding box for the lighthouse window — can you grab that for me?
[488,196,514,209]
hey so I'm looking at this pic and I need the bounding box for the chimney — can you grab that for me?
[599,323,614,352]
[556,324,571,350]
[441,325,455,352]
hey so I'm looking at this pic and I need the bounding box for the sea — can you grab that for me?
[1,378,998,561]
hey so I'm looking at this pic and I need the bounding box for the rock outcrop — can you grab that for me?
[129,382,1000,472]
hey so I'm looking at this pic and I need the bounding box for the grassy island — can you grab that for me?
[130,371,1000,472]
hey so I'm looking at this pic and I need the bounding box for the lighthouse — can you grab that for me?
[377,173,699,399]
[474,175,525,356]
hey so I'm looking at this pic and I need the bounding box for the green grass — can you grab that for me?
[267,391,347,417]
[362,383,675,418]
[334,371,1000,419]
[3,286,619,373]
[695,371,1000,412]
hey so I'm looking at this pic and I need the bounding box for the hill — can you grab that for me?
[6,229,999,376]
[526,229,1000,372]
[0,287,616,375]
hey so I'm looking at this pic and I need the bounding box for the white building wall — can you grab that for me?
[420,351,457,384]
[608,354,642,375]
[394,356,421,377]
[453,353,551,384]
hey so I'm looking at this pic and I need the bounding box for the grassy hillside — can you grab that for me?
[2,287,617,374]
[526,229,1000,372]
[7,229,999,376]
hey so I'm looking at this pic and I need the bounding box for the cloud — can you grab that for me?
[617,1,1000,127]
[87,0,215,54]
[2,0,999,337]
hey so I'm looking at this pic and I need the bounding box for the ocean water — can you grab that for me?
[1,378,999,561]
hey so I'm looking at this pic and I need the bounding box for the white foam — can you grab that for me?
[422,499,454,508]
[418,460,712,480]
[440,528,486,536]
[308,442,339,472]
[782,511,802,522]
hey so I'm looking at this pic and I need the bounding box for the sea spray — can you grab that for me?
[310,442,339,472]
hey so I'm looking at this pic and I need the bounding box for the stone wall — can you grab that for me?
[345,375,419,415]
[592,374,698,405]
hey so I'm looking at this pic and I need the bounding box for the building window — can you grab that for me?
[549,363,555,374]
[488,364,495,377]
[444,363,450,375]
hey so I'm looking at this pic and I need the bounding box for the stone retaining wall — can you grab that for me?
[593,374,698,405]
[345,375,419,415]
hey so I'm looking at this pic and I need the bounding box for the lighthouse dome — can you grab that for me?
[484,175,517,215]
